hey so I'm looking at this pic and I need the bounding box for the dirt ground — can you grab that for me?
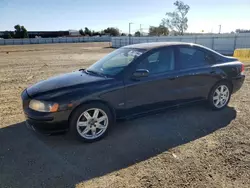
[0,42,249,188]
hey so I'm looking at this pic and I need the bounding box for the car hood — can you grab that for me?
[27,70,106,97]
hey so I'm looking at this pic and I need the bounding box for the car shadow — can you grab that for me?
[0,105,236,188]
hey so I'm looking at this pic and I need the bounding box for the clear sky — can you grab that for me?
[0,0,250,33]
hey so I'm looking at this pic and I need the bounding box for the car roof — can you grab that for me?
[122,42,197,50]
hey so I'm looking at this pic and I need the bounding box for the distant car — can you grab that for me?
[21,42,245,142]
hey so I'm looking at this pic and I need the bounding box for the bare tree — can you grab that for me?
[162,1,190,35]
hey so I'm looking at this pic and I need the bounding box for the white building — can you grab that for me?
[69,30,80,36]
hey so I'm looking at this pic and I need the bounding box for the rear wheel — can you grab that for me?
[208,82,232,110]
[69,103,113,142]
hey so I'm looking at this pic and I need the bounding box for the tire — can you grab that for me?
[69,102,114,143]
[208,81,232,110]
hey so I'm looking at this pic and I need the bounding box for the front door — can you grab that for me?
[124,47,180,115]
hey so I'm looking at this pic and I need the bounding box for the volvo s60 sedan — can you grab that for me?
[21,42,245,142]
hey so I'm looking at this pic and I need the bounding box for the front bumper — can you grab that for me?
[21,89,70,134]
[232,74,245,93]
[24,112,69,134]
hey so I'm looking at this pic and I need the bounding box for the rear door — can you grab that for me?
[174,45,218,102]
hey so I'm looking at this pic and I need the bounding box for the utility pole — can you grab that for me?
[218,25,221,34]
[129,22,133,44]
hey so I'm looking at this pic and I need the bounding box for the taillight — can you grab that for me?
[241,64,245,72]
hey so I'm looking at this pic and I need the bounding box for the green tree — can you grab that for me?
[235,29,250,33]
[103,27,120,36]
[162,1,190,35]
[92,31,101,36]
[14,24,28,38]
[84,27,92,36]
[134,31,141,37]
[148,25,169,36]
[3,31,13,39]
[149,26,157,36]
[21,26,28,38]
[158,24,169,35]
[14,25,21,38]
[79,29,84,36]
[121,33,127,36]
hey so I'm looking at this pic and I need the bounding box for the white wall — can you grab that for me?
[111,33,250,55]
[0,36,111,45]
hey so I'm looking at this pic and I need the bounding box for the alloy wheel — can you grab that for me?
[76,108,109,139]
[213,85,230,108]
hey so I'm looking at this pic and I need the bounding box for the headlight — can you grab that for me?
[29,100,59,112]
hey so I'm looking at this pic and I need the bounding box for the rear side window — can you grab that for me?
[178,47,208,69]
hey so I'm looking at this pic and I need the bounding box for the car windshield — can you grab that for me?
[86,48,145,76]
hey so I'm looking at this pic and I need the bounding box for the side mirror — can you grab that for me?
[132,69,149,79]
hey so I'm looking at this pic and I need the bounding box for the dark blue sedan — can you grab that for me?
[21,42,245,142]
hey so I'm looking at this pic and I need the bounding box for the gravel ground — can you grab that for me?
[0,43,249,188]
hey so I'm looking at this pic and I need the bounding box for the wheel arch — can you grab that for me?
[208,79,233,99]
[68,99,116,125]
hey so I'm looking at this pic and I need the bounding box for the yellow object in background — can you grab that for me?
[233,49,250,63]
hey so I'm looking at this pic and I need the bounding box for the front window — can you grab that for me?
[86,48,145,76]
[137,48,175,74]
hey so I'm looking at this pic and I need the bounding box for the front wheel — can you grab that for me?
[69,103,113,142]
[208,82,232,110]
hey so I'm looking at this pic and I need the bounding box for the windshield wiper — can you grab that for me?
[85,69,107,78]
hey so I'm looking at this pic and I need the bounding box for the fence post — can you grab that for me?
[233,35,237,51]
[211,37,214,50]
